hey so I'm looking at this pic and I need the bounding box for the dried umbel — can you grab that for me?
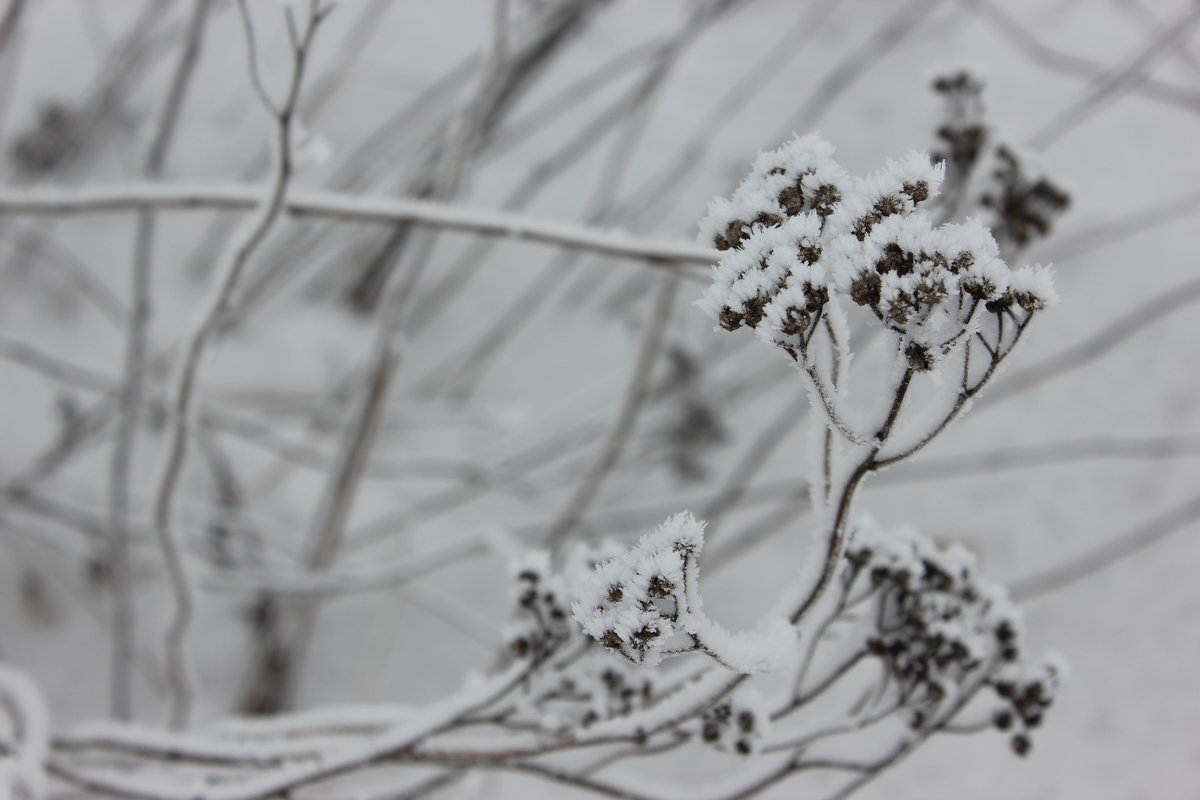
[929,69,1071,257]
[696,134,1055,375]
[845,518,1064,756]
[560,513,1064,766]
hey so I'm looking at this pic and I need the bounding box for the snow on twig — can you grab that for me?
[0,182,721,268]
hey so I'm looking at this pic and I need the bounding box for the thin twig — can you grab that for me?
[985,275,1200,406]
[150,2,325,729]
[787,0,945,130]
[0,0,24,57]
[0,221,127,328]
[701,394,806,536]
[1042,190,1200,261]
[969,0,1200,114]
[1028,2,1200,147]
[110,0,214,723]
[1011,489,1200,600]
[435,1,737,399]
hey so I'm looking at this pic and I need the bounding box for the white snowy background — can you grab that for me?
[0,0,1198,797]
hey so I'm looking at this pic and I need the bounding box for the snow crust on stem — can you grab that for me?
[0,664,49,800]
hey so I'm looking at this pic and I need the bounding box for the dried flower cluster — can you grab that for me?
[983,144,1072,253]
[844,520,1063,754]
[506,550,579,665]
[932,70,1071,256]
[932,71,988,177]
[991,657,1066,757]
[534,512,1063,773]
[696,133,1056,374]
[571,513,704,667]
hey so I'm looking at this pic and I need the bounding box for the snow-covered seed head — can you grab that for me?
[571,513,704,667]
[697,134,1055,369]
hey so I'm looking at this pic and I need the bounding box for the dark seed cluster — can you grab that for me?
[699,694,768,756]
[982,145,1071,253]
[991,659,1064,757]
[698,134,1053,373]
[928,70,1070,258]
[506,557,574,665]
[932,71,988,179]
[845,521,1063,756]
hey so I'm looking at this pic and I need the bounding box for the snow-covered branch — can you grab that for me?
[0,183,720,267]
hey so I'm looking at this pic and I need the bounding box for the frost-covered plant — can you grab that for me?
[9,127,1063,800]
[696,132,1054,379]
[552,132,1064,793]
[574,133,1056,671]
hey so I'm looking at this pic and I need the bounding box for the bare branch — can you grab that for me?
[1028,2,1200,147]
[150,2,325,729]
[110,0,214,723]
[0,182,720,269]
[1011,489,1200,600]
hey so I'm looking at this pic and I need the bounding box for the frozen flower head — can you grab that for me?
[698,133,848,254]
[571,513,704,667]
[698,134,1055,371]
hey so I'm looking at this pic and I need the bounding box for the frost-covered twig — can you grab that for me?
[785,0,945,132]
[0,663,49,800]
[0,221,127,328]
[38,518,1061,799]
[0,0,25,58]
[205,527,489,598]
[700,393,807,534]
[25,100,1068,797]
[249,0,536,715]
[407,1,742,341]
[0,182,720,267]
[431,1,738,400]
